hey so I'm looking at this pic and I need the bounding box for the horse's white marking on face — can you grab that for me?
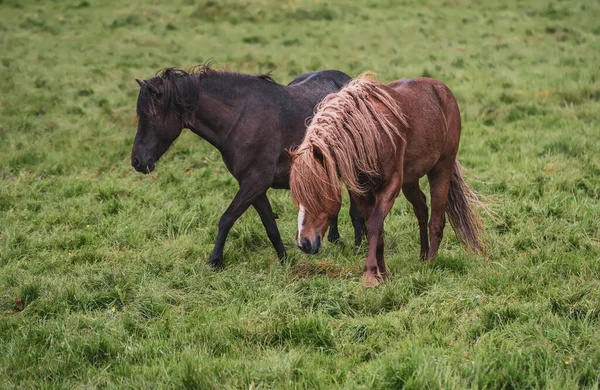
[297,205,306,247]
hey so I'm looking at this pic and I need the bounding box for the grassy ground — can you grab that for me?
[1,0,599,388]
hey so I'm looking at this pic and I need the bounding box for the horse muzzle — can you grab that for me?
[298,234,321,255]
[131,157,155,174]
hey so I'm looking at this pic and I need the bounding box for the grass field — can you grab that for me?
[1,0,600,388]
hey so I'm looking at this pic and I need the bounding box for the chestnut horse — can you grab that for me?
[288,75,485,286]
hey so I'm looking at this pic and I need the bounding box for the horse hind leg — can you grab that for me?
[425,161,454,260]
[402,181,429,259]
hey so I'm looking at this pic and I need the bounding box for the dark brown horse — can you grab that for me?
[288,75,485,286]
[130,64,365,267]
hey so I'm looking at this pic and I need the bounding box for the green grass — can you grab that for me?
[1,0,600,388]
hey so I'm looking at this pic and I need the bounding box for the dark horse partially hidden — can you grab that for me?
[131,64,365,267]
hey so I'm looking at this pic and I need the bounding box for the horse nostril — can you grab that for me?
[301,237,312,252]
[132,157,141,168]
[314,234,322,254]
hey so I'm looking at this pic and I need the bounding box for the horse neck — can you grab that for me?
[189,74,282,149]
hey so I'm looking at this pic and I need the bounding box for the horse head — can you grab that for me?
[131,68,201,173]
[288,147,342,254]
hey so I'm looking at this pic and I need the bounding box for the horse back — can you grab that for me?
[386,77,462,183]
[388,77,459,117]
[288,70,351,91]
[279,70,352,146]
[268,70,351,188]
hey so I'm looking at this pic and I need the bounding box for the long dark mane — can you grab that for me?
[136,62,276,127]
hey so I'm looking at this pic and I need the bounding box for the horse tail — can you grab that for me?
[446,161,486,253]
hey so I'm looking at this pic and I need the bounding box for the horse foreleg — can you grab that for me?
[356,183,401,287]
[426,162,454,260]
[253,193,287,262]
[402,182,429,259]
[350,194,378,286]
[209,175,266,268]
[327,193,365,246]
[362,205,391,287]
[327,216,340,243]
[349,193,366,247]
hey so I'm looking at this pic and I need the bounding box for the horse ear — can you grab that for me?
[284,148,296,160]
[146,81,161,96]
[135,79,145,88]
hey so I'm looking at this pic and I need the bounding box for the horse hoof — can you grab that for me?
[278,250,288,264]
[361,273,381,288]
[422,254,436,262]
[208,257,223,269]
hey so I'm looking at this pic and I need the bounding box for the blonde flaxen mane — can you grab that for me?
[290,74,408,214]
